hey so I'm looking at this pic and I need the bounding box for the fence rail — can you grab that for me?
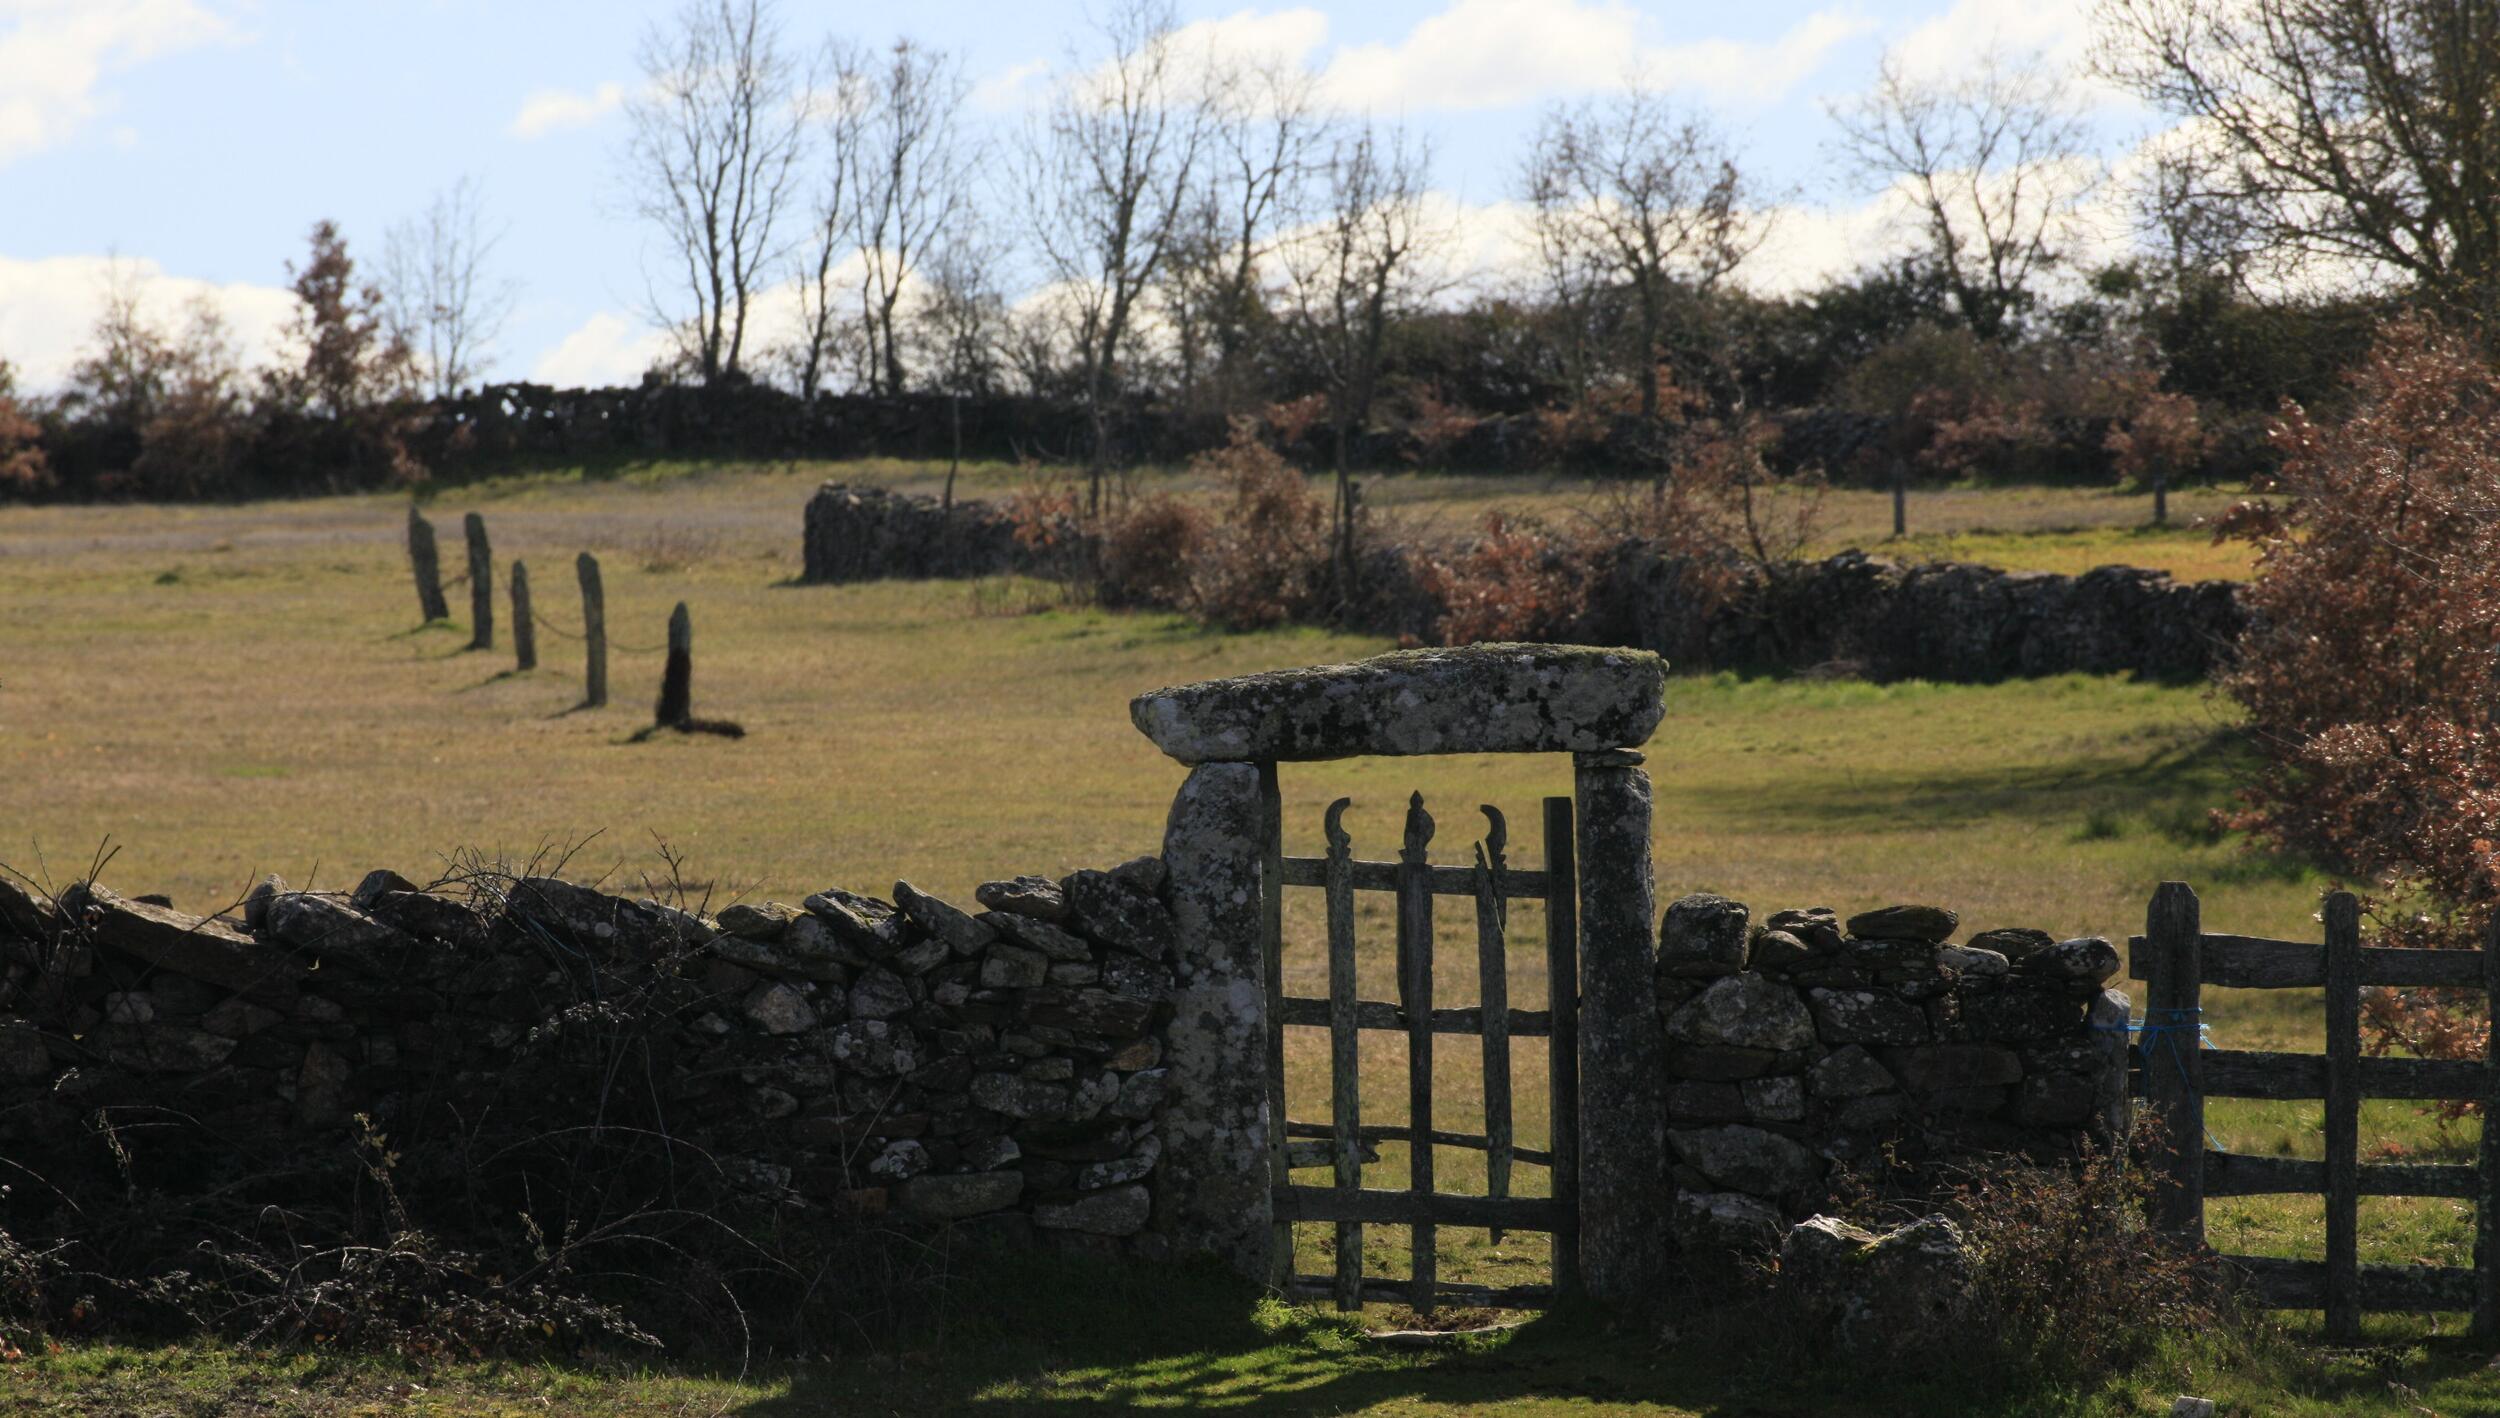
[1266,791,1580,1314]
[2131,882,2500,1342]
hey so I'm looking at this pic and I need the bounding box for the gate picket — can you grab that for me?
[1398,793,1437,1313]
[1474,806,1514,1243]
[1323,798,1362,1312]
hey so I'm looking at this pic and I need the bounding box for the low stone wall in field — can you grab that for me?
[0,858,1183,1254]
[1653,895,2131,1255]
[798,481,2243,682]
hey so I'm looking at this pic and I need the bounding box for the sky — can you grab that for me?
[0,0,2140,394]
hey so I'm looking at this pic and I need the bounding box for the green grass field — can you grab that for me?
[0,460,2480,1415]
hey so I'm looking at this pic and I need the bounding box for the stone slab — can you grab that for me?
[1130,644,1666,763]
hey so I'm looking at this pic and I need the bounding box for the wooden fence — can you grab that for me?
[1263,791,1580,1313]
[2128,881,2500,1340]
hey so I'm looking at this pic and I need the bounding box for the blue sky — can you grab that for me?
[0,0,2120,391]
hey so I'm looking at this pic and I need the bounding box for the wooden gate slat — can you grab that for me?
[1274,1184,1564,1229]
[1398,792,1437,1313]
[1273,996,1554,1037]
[1282,1118,1556,1168]
[1474,806,1514,1244]
[1286,1277,1554,1309]
[1280,856,1552,898]
[1323,798,1362,1313]
[2227,1254,2478,1311]
[1543,795,1582,1303]
[2323,890,2360,1343]
[2201,1151,2475,1198]
[2197,1049,2488,1101]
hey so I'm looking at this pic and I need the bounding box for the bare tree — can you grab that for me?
[2096,0,2500,315]
[1167,49,1330,414]
[624,0,811,384]
[1524,84,1765,421]
[1828,47,2101,339]
[849,37,975,397]
[1021,0,1209,513]
[1277,123,1446,586]
[792,38,868,400]
[381,176,518,399]
[912,226,1010,395]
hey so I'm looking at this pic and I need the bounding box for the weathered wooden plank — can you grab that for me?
[1280,855,1551,899]
[1286,1277,1551,1310]
[1475,806,1514,1245]
[1323,797,1361,1314]
[2145,881,2205,1245]
[1543,794,1582,1304]
[2224,1254,2478,1312]
[2199,1049,2489,1101]
[1282,1119,1556,1169]
[2324,890,2360,1343]
[1274,1185,1566,1230]
[2124,933,2488,990]
[2480,917,2500,1341]
[1259,762,1292,1290]
[2202,1151,2476,1199]
[1285,1277,1553,1310]
[1274,996,1553,1038]
[1399,793,1437,1313]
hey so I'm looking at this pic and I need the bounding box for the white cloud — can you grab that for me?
[0,252,293,391]
[1889,0,2095,84]
[529,311,670,387]
[0,0,229,166]
[970,57,1050,113]
[509,81,627,140]
[1320,0,1872,113]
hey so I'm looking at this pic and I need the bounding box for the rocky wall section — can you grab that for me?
[0,858,1185,1252]
[1651,895,2131,1255]
[800,482,2243,682]
[1605,549,2244,682]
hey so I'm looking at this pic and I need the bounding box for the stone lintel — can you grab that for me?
[1130,644,1666,764]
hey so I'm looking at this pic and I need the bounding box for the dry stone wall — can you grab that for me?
[1653,894,2131,1256]
[800,482,2242,683]
[0,857,1187,1254]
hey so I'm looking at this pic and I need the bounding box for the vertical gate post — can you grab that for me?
[2145,880,2205,1245]
[1573,746,1669,1306]
[1156,760,1276,1281]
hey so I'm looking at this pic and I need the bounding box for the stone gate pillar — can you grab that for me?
[1574,748,1670,1305]
[1155,761,1275,1277]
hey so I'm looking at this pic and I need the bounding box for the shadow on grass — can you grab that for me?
[722,1256,2095,1418]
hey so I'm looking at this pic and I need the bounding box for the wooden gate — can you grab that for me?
[1260,789,1581,1312]
[2128,881,2500,1340]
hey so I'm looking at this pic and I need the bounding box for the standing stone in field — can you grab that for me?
[656,602,693,727]
[407,506,450,623]
[510,561,537,671]
[577,552,608,708]
[464,512,493,650]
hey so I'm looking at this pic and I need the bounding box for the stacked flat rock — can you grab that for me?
[1654,893,2130,1256]
[0,855,1185,1251]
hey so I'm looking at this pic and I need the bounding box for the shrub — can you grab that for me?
[1184,430,1328,628]
[1815,1126,2218,1389]
[1417,512,1592,645]
[2216,314,2500,1064]
[1099,491,1206,608]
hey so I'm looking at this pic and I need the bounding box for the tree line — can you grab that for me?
[1,0,2491,504]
